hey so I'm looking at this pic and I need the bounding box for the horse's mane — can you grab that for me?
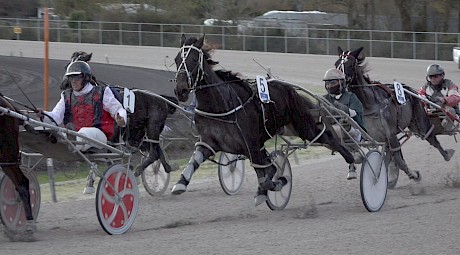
[184,37,245,84]
[352,53,373,84]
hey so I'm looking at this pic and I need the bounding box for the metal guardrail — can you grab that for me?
[1,17,460,61]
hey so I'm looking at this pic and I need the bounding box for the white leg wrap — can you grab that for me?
[182,150,204,181]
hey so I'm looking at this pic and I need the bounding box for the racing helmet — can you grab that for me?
[426,64,444,76]
[323,68,346,81]
[323,68,346,95]
[65,61,92,82]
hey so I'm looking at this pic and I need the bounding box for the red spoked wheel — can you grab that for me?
[0,169,41,232]
[96,164,139,235]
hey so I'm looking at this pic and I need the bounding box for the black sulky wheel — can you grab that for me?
[96,164,139,235]
[141,158,170,196]
[360,150,388,212]
[386,157,399,189]
[218,152,245,196]
[0,169,40,231]
[266,150,292,211]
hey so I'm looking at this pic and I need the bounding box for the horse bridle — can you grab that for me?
[336,51,358,87]
[176,44,204,91]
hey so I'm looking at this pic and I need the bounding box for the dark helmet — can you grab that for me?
[65,61,92,82]
[426,64,444,76]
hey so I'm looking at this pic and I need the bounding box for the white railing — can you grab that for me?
[1,17,460,61]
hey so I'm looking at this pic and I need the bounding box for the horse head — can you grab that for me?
[174,34,211,102]
[335,46,364,86]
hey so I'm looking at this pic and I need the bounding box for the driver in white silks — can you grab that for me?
[37,61,127,193]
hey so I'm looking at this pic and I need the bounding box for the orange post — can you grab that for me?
[44,7,49,110]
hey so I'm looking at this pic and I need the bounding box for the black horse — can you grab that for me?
[61,51,178,177]
[0,94,36,240]
[172,34,354,205]
[124,90,178,176]
[335,46,454,187]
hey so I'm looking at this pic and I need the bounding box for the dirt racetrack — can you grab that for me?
[0,41,459,254]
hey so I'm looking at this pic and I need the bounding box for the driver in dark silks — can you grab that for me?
[322,68,366,180]
[419,64,460,131]
[36,61,127,194]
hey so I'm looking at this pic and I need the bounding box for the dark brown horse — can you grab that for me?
[335,46,454,187]
[0,94,36,240]
[171,34,354,205]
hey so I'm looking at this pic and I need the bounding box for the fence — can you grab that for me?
[1,17,460,61]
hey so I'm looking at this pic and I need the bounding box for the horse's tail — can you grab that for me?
[160,95,178,115]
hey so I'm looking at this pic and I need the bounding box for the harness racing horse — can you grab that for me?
[124,91,178,176]
[0,94,36,240]
[61,51,179,177]
[172,34,354,205]
[335,46,454,187]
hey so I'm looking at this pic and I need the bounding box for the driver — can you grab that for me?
[37,61,127,150]
[419,64,460,131]
[322,68,365,180]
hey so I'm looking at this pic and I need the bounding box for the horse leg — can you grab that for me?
[389,137,421,181]
[425,133,455,161]
[2,166,37,234]
[319,130,355,164]
[171,145,213,195]
[253,149,288,206]
[410,99,455,161]
[134,143,171,177]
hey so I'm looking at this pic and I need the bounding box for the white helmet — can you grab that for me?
[323,68,346,81]
[426,64,444,76]
[76,127,107,151]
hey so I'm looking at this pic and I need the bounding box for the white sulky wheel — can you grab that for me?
[266,150,292,211]
[0,169,40,231]
[141,159,170,196]
[218,152,245,195]
[360,150,388,212]
[96,164,139,235]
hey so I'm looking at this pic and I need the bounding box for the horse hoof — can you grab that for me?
[25,220,37,233]
[83,186,95,194]
[171,183,187,195]
[273,176,289,191]
[254,194,267,206]
[410,171,421,182]
[443,149,455,161]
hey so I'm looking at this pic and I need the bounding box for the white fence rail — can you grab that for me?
[1,17,460,61]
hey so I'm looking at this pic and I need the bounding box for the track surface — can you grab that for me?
[0,44,459,254]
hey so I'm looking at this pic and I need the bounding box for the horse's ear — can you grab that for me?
[337,46,344,55]
[180,34,186,46]
[351,47,364,58]
[196,34,205,49]
[88,53,92,60]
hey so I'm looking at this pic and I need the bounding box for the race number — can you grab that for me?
[394,81,406,104]
[256,75,270,103]
[123,88,136,113]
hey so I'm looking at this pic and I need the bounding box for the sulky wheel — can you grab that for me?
[141,159,170,196]
[386,157,399,189]
[218,152,245,195]
[360,150,388,212]
[266,150,292,211]
[96,164,139,235]
[0,169,40,231]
